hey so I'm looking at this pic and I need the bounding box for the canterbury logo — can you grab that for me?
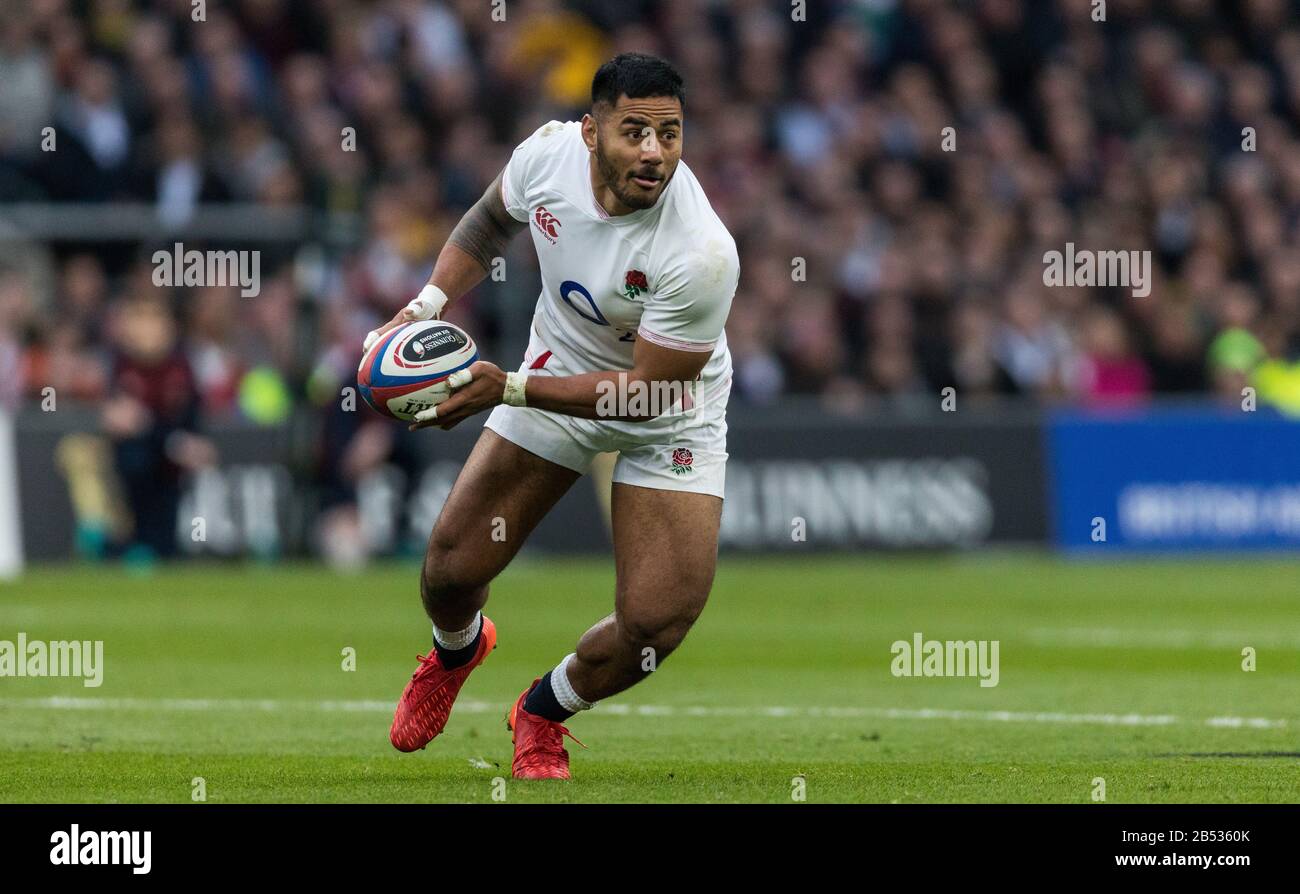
[533,206,561,242]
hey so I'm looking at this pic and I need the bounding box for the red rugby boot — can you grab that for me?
[389,617,497,752]
[506,678,586,779]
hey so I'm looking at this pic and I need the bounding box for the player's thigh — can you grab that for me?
[610,482,723,638]
[427,428,581,581]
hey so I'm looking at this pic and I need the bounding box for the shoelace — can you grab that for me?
[401,653,463,716]
[407,652,440,680]
[517,718,587,764]
[556,724,586,750]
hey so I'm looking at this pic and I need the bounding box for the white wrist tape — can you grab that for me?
[407,284,449,320]
[502,371,528,407]
[363,284,451,353]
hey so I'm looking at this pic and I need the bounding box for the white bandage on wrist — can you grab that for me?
[363,284,451,353]
[502,371,528,407]
[407,284,449,320]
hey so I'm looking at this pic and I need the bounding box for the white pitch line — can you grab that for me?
[0,697,1286,729]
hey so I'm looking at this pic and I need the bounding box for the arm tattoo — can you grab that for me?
[447,172,526,272]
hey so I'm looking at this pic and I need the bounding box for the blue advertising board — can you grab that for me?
[1047,407,1300,552]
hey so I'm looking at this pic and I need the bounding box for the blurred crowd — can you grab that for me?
[3,0,1300,556]
[4,0,1300,421]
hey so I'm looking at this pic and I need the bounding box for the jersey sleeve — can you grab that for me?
[637,236,739,353]
[499,120,566,223]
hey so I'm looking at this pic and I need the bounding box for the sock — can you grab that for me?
[523,654,594,722]
[432,612,482,670]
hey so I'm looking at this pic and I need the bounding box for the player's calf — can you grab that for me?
[522,584,709,724]
[589,598,705,693]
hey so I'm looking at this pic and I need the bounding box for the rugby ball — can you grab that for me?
[357,320,478,421]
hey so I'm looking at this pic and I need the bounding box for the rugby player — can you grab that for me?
[365,53,739,779]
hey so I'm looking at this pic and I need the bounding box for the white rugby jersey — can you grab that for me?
[500,120,739,418]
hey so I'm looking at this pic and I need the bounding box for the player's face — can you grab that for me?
[586,95,683,211]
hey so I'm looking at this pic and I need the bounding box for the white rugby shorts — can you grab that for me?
[484,337,728,499]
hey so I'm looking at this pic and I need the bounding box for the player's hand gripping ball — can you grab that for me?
[357,320,478,421]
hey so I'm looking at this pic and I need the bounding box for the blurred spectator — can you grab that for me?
[102,293,215,558]
[1074,307,1151,407]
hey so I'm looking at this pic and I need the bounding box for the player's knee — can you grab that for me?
[618,598,704,656]
[420,532,487,611]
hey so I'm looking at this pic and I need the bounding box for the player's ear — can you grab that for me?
[581,113,597,153]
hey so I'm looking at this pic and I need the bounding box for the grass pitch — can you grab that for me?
[1,555,1297,803]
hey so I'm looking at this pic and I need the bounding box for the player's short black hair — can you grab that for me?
[591,53,685,112]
